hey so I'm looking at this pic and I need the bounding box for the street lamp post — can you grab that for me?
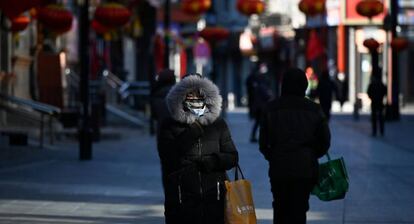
[79,0,92,160]
[389,0,400,120]
[163,0,170,69]
[0,14,11,75]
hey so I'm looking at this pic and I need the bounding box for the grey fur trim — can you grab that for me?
[166,76,222,125]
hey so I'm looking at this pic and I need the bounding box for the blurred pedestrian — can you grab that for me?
[246,63,273,142]
[151,69,176,192]
[367,75,387,137]
[158,74,238,224]
[334,73,348,111]
[305,67,318,100]
[259,68,331,224]
[246,63,260,119]
[316,70,336,120]
[151,69,176,137]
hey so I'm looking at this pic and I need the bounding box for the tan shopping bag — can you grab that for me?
[224,165,257,224]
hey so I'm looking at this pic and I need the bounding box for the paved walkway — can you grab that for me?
[0,111,413,224]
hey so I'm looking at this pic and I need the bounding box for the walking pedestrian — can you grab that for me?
[151,69,176,192]
[246,63,273,142]
[151,69,176,137]
[246,63,260,120]
[316,70,336,120]
[367,75,387,137]
[334,73,348,111]
[259,68,331,224]
[158,74,239,224]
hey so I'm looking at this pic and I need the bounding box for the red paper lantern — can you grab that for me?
[10,15,30,33]
[363,38,380,51]
[38,4,73,34]
[181,0,211,16]
[94,3,131,28]
[390,37,409,52]
[236,0,265,16]
[356,0,384,19]
[91,20,110,35]
[298,0,326,17]
[0,0,50,19]
[199,27,230,43]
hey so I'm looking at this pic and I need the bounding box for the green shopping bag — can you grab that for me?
[311,153,349,201]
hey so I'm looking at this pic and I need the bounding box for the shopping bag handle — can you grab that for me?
[323,153,349,180]
[234,164,245,180]
[325,153,331,161]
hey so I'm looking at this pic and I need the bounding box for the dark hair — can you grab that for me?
[281,68,309,97]
[156,69,176,85]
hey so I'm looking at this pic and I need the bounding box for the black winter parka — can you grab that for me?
[259,96,331,180]
[158,75,238,224]
[159,117,238,203]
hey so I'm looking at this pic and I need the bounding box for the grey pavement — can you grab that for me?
[0,111,413,224]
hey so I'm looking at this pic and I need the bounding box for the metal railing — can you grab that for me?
[102,70,124,105]
[65,69,80,109]
[102,70,150,128]
[103,70,124,90]
[102,69,150,99]
[119,81,150,100]
[62,69,150,129]
[0,93,61,148]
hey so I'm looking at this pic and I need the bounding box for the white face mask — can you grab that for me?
[189,105,206,117]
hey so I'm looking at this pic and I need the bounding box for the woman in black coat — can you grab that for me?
[158,74,238,224]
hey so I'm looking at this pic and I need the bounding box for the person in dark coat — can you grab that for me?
[334,73,348,111]
[158,74,239,224]
[246,63,261,119]
[259,68,331,224]
[246,63,273,142]
[316,70,336,120]
[151,69,176,135]
[151,69,176,192]
[367,75,387,137]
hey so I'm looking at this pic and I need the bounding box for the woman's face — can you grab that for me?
[185,92,201,100]
[185,92,204,107]
[184,91,206,116]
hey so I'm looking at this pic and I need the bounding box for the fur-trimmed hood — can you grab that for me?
[166,75,222,125]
